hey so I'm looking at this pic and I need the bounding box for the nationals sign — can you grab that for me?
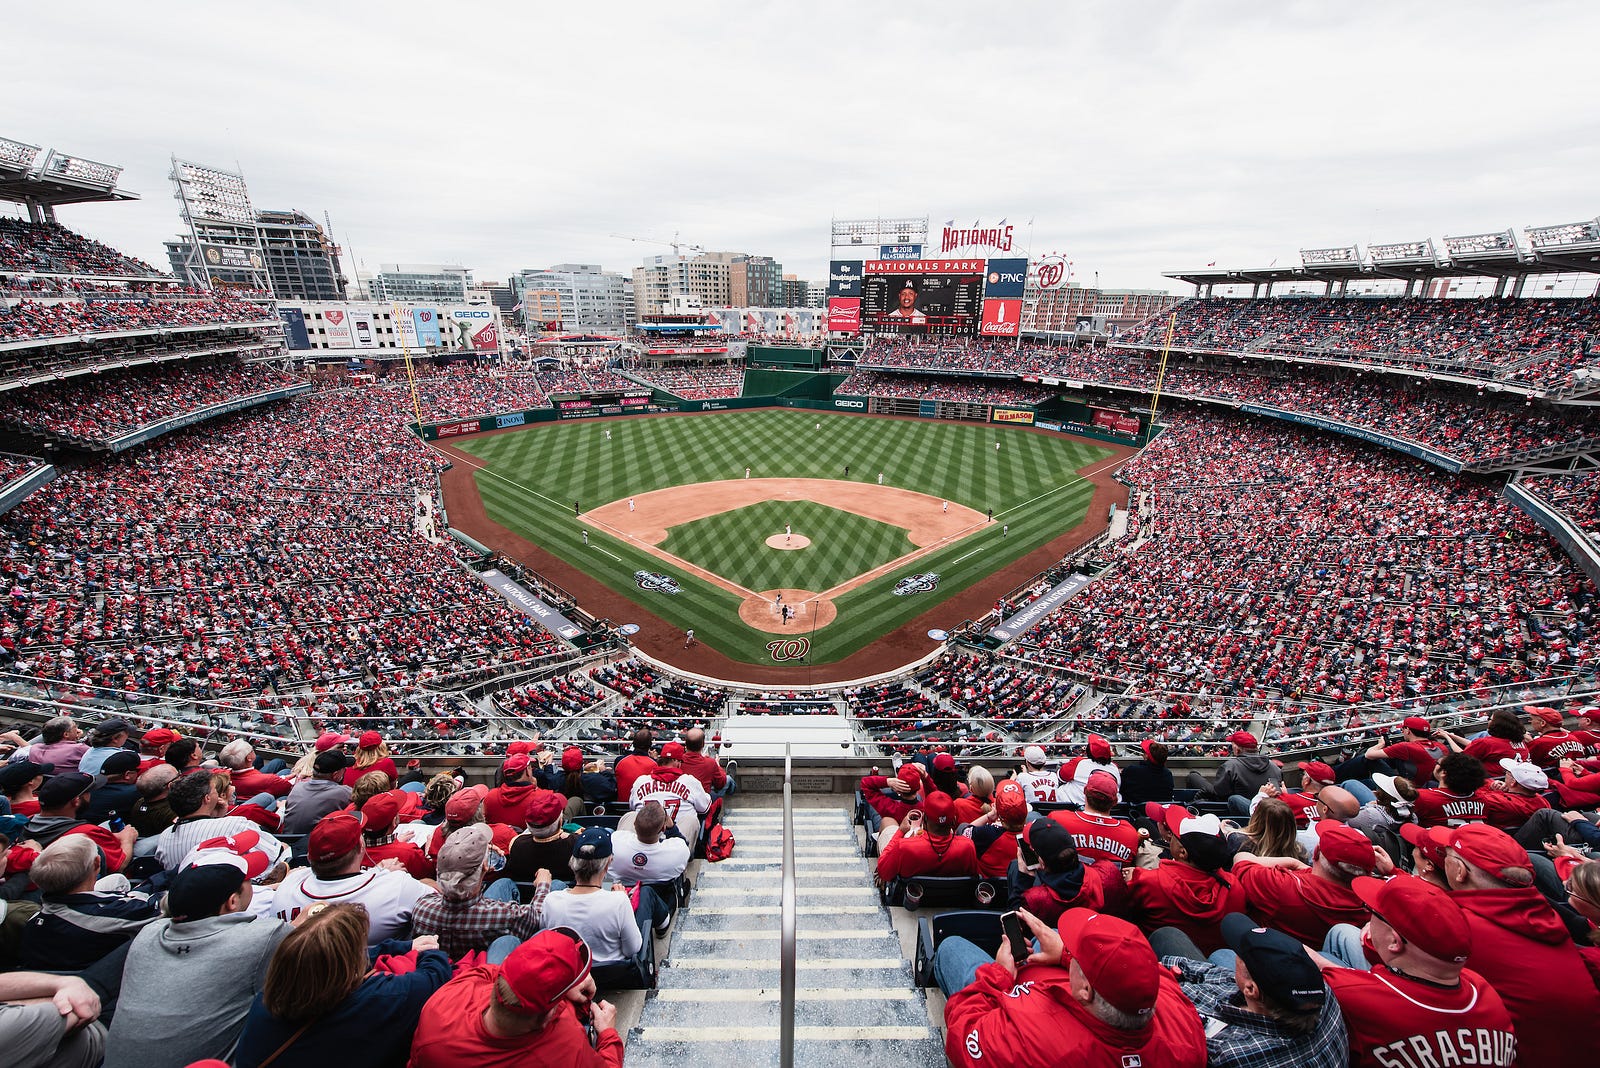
[1035,256,1069,290]
[767,637,809,662]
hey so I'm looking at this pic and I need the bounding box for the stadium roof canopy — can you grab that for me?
[0,136,137,211]
[1166,219,1600,292]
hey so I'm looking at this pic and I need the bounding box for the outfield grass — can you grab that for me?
[456,410,1112,665]
[659,500,914,593]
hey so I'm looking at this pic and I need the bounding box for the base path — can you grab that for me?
[585,478,986,547]
[434,411,1136,683]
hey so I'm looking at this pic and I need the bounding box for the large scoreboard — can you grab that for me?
[854,257,1027,339]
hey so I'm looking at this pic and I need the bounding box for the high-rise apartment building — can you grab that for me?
[517,264,634,334]
[368,263,470,303]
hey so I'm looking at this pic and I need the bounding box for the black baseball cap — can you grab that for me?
[1221,913,1327,1013]
[1022,817,1080,873]
[313,749,350,773]
[93,718,131,737]
[99,750,141,776]
[37,772,95,808]
[0,760,53,789]
[166,863,247,922]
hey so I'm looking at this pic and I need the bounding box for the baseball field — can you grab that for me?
[442,410,1118,672]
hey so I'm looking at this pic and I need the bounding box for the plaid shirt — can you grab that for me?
[1163,956,1348,1068]
[410,885,545,960]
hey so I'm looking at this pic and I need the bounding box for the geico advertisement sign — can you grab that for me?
[834,399,865,409]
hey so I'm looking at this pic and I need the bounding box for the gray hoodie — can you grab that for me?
[103,910,291,1068]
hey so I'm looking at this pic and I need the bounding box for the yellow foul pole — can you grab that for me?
[393,302,426,433]
[1148,312,1177,426]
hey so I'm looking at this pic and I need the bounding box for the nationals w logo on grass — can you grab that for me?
[893,572,940,596]
[767,637,809,662]
[633,570,680,594]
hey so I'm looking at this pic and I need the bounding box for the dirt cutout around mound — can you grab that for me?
[765,534,811,550]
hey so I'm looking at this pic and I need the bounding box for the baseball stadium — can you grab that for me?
[3,63,1600,1067]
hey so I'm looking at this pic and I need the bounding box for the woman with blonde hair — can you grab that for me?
[1225,797,1307,864]
[343,731,397,787]
[233,903,450,1068]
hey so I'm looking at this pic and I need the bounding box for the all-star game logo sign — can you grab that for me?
[893,572,941,596]
[633,570,680,594]
[767,637,809,662]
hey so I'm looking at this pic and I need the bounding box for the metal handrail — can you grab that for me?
[780,741,796,1068]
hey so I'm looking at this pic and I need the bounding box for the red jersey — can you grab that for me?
[944,960,1206,1068]
[345,757,399,787]
[1048,810,1141,867]
[1234,862,1369,946]
[953,794,989,825]
[365,838,435,880]
[677,751,726,792]
[1324,964,1516,1068]
[230,767,292,799]
[1478,786,1548,831]
[613,754,656,800]
[1461,736,1529,766]
[407,963,623,1068]
[1124,861,1246,954]
[1411,788,1487,828]
[1530,730,1587,767]
[876,828,978,883]
[1382,741,1445,786]
[483,782,539,828]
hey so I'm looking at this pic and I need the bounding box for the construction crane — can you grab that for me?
[610,231,706,258]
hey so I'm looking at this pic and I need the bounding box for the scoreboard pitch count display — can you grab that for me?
[861,258,986,337]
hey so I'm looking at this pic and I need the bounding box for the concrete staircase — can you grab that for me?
[624,804,945,1067]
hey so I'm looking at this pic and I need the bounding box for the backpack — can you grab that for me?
[705,823,735,862]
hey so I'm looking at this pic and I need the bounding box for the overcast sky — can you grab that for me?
[9,0,1599,293]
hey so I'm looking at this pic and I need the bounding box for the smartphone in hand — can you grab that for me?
[1001,910,1030,967]
[1017,833,1040,869]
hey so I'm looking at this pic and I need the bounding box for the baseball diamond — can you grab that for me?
[439,408,1123,679]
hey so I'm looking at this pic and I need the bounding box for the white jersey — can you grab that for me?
[268,866,430,944]
[155,817,283,873]
[608,829,691,885]
[1012,769,1062,805]
[1054,760,1122,807]
[630,772,710,819]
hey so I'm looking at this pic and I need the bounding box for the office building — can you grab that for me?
[165,208,346,300]
[517,264,633,334]
[368,263,470,303]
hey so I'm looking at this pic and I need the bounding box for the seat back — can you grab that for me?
[883,875,998,910]
[913,910,1005,987]
[569,814,621,831]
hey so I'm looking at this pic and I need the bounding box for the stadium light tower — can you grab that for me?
[170,156,274,297]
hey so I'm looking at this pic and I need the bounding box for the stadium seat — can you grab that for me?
[880,875,1000,911]
[913,910,1005,987]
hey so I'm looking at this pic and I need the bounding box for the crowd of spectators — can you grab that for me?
[0,218,163,277]
[1010,408,1597,709]
[0,358,302,444]
[531,364,632,396]
[837,369,1054,406]
[0,331,277,389]
[0,387,566,707]
[1115,296,1600,392]
[0,293,272,345]
[0,451,46,488]
[402,366,550,421]
[628,364,744,399]
[1523,469,1600,547]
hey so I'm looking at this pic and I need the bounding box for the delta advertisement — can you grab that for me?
[413,308,443,348]
[277,308,311,350]
[447,308,499,352]
[321,308,353,347]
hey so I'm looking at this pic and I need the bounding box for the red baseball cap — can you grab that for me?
[1353,873,1470,963]
[919,790,958,833]
[1299,760,1335,785]
[561,746,584,772]
[1401,716,1433,736]
[1139,739,1161,761]
[502,754,530,778]
[309,811,364,863]
[1083,770,1119,802]
[1398,822,1449,867]
[1057,908,1160,1016]
[445,784,488,822]
[1447,824,1532,882]
[931,753,956,772]
[142,727,181,745]
[1314,820,1376,871]
[1525,705,1563,727]
[992,779,1028,821]
[525,789,567,827]
[1086,735,1112,760]
[659,741,686,761]
[357,731,383,749]
[185,830,279,880]
[500,926,593,1015]
[1145,802,1222,839]
[314,732,350,752]
[361,792,402,834]
[1227,731,1259,751]
[506,740,539,756]
[893,762,923,790]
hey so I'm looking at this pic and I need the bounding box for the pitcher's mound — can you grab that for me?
[739,589,837,633]
[764,534,811,550]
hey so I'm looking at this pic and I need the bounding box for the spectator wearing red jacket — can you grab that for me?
[1362,716,1445,786]
[1233,820,1378,947]
[1439,708,1528,767]
[952,765,994,825]
[359,792,433,880]
[1050,771,1140,867]
[1125,804,1245,954]
[964,778,1027,879]
[1315,873,1517,1068]
[858,762,924,838]
[1411,752,1488,828]
[612,729,656,801]
[1480,759,1549,831]
[484,755,540,829]
[136,726,182,772]
[677,727,728,795]
[1437,822,1600,1066]
[876,791,978,885]
[343,732,398,788]
[218,740,292,801]
[939,907,1207,1068]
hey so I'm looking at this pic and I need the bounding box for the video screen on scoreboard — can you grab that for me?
[860,260,985,337]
